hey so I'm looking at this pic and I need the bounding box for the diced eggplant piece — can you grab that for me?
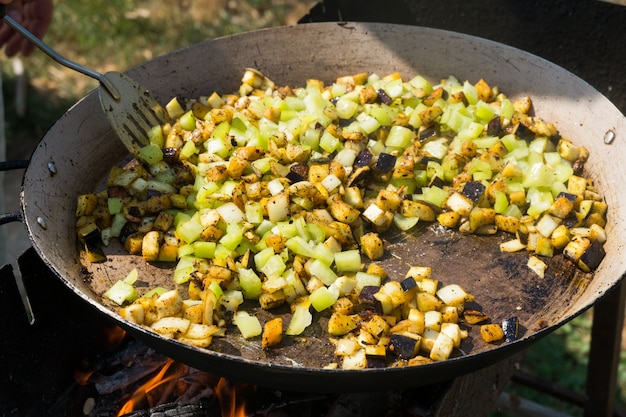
[556,191,577,202]
[374,153,397,173]
[487,116,502,137]
[377,88,393,105]
[286,163,309,183]
[429,176,445,188]
[514,123,535,141]
[388,333,420,359]
[366,354,387,369]
[578,239,606,272]
[357,286,383,314]
[119,222,138,244]
[359,286,380,303]
[502,317,519,342]
[354,149,373,167]
[461,181,486,203]
[418,125,438,143]
[562,211,581,229]
[400,276,418,292]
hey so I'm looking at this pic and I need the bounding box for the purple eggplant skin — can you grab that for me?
[366,355,388,368]
[556,191,577,202]
[377,88,393,105]
[502,317,519,342]
[461,181,486,203]
[286,163,309,183]
[561,212,580,229]
[429,176,445,189]
[418,125,438,143]
[578,239,606,272]
[374,153,397,173]
[514,123,535,141]
[400,276,418,292]
[388,333,420,359]
[487,116,502,137]
[355,149,373,167]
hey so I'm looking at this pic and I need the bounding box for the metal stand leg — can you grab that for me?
[584,278,626,417]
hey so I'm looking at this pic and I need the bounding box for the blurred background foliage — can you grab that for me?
[0,1,624,415]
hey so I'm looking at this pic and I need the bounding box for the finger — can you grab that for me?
[4,33,23,56]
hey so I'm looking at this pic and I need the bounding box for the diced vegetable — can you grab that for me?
[87,68,608,369]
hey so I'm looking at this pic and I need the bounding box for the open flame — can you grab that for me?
[117,358,188,415]
[114,357,252,417]
[215,378,253,417]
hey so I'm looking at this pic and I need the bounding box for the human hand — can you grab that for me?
[0,0,53,57]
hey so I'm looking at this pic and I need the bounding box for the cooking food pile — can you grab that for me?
[75,68,608,369]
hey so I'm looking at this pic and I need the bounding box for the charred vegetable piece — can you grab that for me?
[480,323,505,343]
[388,333,421,359]
[578,239,606,273]
[461,181,486,203]
[502,317,519,342]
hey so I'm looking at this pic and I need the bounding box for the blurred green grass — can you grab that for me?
[1,1,624,415]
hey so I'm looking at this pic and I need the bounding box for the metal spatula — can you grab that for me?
[1,7,170,159]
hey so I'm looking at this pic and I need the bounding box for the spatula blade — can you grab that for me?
[98,71,170,158]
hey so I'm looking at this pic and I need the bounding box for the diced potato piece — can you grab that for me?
[480,323,505,343]
[185,323,220,340]
[328,313,360,336]
[416,292,442,312]
[119,303,145,324]
[500,238,526,253]
[400,200,436,222]
[424,310,443,331]
[342,349,368,370]
[262,317,283,348]
[151,317,191,336]
[333,336,360,356]
[445,192,473,216]
[527,256,548,278]
[364,314,391,338]
[360,232,384,260]
[327,194,361,224]
[463,309,489,325]
[430,331,454,361]
[436,284,473,306]
[469,207,496,232]
[437,211,461,228]
[76,193,99,217]
[495,215,520,234]
[142,231,162,262]
[155,289,183,319]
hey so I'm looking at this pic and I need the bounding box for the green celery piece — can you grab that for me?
[238,268,263,299]
[386,125,414,149]
[286,236,314,258]
[193,241,216,259]
[233,311,262,339]
[179,110,197,131]
[309,286,338,312]
[286,305,313,335]
[334,249,362,272]
[104,280,138,305]
[314,243,335,267]
[176,216,204,244]
[308,259,337,286]
[140,144,164,165]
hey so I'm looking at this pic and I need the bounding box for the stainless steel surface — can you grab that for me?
[16,22,626,392]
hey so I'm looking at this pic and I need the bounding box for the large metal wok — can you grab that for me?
[18,22,626,392]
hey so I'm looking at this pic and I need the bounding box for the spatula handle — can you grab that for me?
[0,5,120,99]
